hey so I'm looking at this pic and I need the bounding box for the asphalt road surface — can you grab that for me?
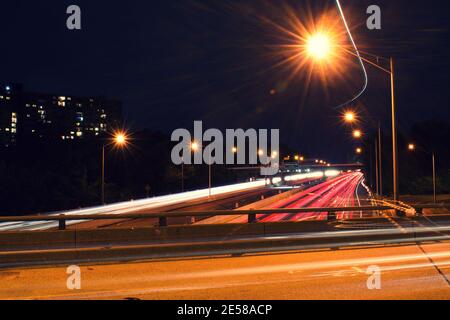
[1,241,449,300]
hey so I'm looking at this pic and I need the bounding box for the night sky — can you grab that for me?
[1,0,450,162]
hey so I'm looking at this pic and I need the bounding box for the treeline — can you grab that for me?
[0,130,242,215]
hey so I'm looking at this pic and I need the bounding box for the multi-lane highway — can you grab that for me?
[0,180,271,232]
[199,172,367,224]
[1,170,450,300]
[0,171,329,232]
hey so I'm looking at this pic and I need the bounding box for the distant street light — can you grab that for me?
[101,131,129,204]
[356,148,363,154]
[190,141,213,199]
[344,111,356,123]
[191,141,200,152]
[408,144,416,151]
[115,133,127,146]
[353,130,362,139]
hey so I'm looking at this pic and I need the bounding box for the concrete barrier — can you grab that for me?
[0,230,76,251]
[0,220,330,251]
[2,222,445,269]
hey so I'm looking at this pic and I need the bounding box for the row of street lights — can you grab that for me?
[305,27,399,202]
[183,142,280,199]
[342,109,438,203]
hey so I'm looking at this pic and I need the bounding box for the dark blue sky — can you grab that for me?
[1,0,450,162]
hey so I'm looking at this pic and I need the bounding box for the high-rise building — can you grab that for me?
[0,83,122,146]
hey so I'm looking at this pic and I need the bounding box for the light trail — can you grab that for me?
[0,180,269,232]
[334,0,368,109]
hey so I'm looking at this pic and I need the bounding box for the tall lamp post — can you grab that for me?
[352,56,399,201]
[101,131,128,205]
[307,35,400,201]
[191,141,213,199]
[408,144,437,204]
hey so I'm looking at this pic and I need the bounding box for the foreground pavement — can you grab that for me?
[1,242,449,300]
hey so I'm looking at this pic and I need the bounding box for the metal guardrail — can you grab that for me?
[0,206,394,230]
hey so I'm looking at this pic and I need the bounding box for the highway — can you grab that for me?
[0,180,270,232]
[0,172,328,232]
[1,170,449,300]
[198,172,367,224]
[1,242,449,300]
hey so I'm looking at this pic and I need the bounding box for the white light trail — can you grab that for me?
[0,180,268,232]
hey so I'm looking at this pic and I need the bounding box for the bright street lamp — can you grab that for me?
[303,14,400,202]
[344,111,356,123]
[306,33,332,61]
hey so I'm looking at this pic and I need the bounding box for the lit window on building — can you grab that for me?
[76,112,84,122]
[58,96,66,107]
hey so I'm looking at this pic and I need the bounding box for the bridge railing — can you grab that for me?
[0,206,394,230]
[1,204,448,231]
